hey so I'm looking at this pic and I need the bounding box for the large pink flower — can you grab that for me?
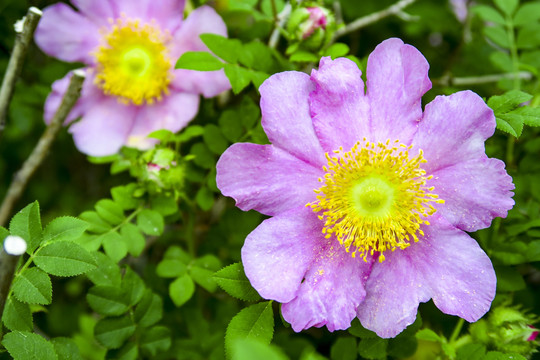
[216,38,515,338]
[35,0,230,156]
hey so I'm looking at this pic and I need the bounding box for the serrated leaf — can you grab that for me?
[121,267,146,307]
[494,0,518,16]
[169,274,195,307]
[51,337,83,360]
[156,258,187,278]
[323,43,350,59]
[357,337,388,360]
[87,285,129,316]
[484,351,527,360]
[456,343,486,360]
[472,5,506,25]
[111,184,139,211]
[232,338,288,360]
[496,115,523,137]
[509,106,540,126]
[175,51,224,71]
[140,326,171,357]
[239,41,274,71]
[177,125,204,143]
[136,209,164,236]
[190,266,218,293]
[94,316,136,349]
[224,63,252,94]
[95,199,124,225]
[120,223,145,257]
[483,26,511,48]
[107,342,138,360]
[213,262,261,301]
[12,267,52,305]
[489,90,533,113]
[9,201,41,253]
[513,2,540,26]
[134,290,163,327]
[86,251,122,287]
[200,33,243,63]
[416,328,442,342]
[101,231,128,262]
[490,51,513,72]
[42,216,88,244]
[34,241,97,277]
[225,301,274,359]
[79,211,112,234]
[2,297,32,331]
[2,331,58,360]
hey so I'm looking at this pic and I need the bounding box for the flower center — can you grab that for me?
[94,18,172,105]
[308,139,444,262]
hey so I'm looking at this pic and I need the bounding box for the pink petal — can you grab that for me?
[35,3,100,64]
[170,6,230,97]
[241,206,324,303]
[216,143,323,217]
[309,57,370,153]
[71,0,116,27]
[112,0,185,31]
[69,98,136,156]
[260,71,326,167]
[282,240,373,332]
[414,90,496,173]
[358,216,496,338]
[431,158,514,232]
[366,38,431,144]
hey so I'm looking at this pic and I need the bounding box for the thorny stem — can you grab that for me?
[433,71,533,87]
[0,71,85,227]
[332,0,417,41]
[0,7,42,139]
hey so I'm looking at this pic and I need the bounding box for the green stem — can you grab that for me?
[506,16,520,90]
[185,210,196,258]
[449,318,465,344]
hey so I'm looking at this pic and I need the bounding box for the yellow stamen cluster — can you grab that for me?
[94,18,172,105]
[308,139,444,262]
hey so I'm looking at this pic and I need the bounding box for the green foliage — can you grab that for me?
[488,90,540,137]
[2,331,58,360]
[213,262,261,301]
[11,267,52,305]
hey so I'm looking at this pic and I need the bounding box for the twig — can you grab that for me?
[332,0,417,41]
[0,7,42,138]
[0,70,85,227]
[0,236,27,322]
[433,71,533,87]
[269,2,293,49]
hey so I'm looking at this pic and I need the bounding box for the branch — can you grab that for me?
[433,71,534,87]
[269,2,293,49]
[0,236,27,321]
[0,70,85,227]
[332,0,417,40]
[0,7,42,138]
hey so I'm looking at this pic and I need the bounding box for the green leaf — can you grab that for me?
[489,51,513,72]
[415,328,442,342]
[177,125,204,143]
[134,290,163,327]
[219,110,243,142]
[494,0,518,16]
[495,266,526,291]
[140,326,172,357]
[86,251,122,286]
[323,43,350,59]
[330,337,357,360]
[9,201,41,253]
[456,343,486,360]
[12,267,52,305]
[87,285,130,316]
[250,70,269,89]
[121,267,146,307]
[224,63,252,94]
[156,258,188,278]
[483,26,510,48]
[94,316,136,349]
[472,5,506,25]
[203,124,229,155]
[484,352,527,360]
[238,41,274,72]
[289,51,319,63]
[42,216,88,244]
[213,262,261,301]
[516,23,540,49]
[79,211,112,234]
[111,184,139,210]
[101,231,128,262]
[120,223,145,257]
[488,90,534,137]
[175,51,224,71]
[169,274,195,307]
[231,338,289,360]
[95,199,124,225]
[2,297,32,331]
[200,33,243,63]
[34,241,97,277]
[387,333,418,358]
[506,106,540,127]
[513,2,540,26]
[107,342,138,360]
[348,318,378,338]
[0,226,9,242]
[51,337,83,360]
[225,301,274,359]
[196,187,214,211]
[2,331,58,360]
[190,142,216,169]
[150,194,178,216]
[357,337,388,360]
[496,115,523,137]
[190,266,218,293]
[136,209,164,236]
